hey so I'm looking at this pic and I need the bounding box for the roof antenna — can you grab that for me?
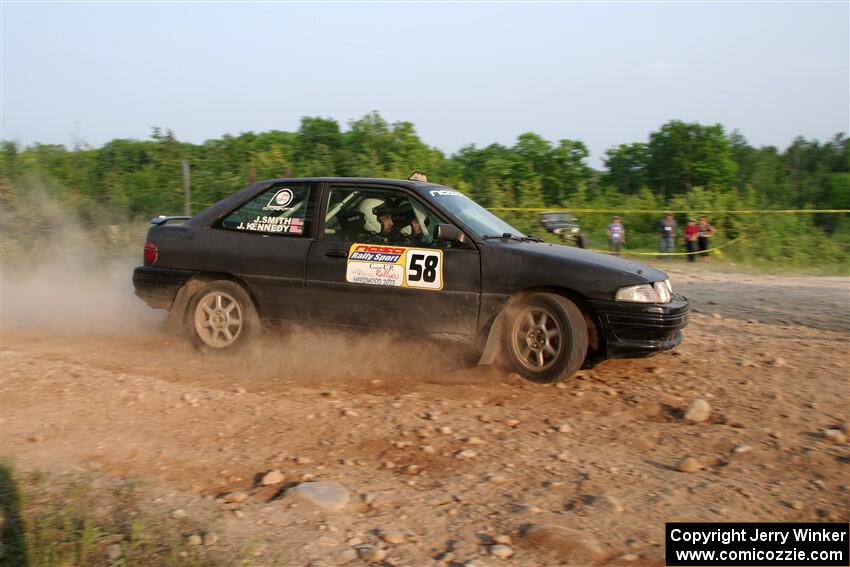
[407,171,427,182]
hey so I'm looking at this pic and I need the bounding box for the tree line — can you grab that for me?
[1,112,848,269]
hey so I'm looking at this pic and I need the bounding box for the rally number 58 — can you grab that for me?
[406,250,443,290]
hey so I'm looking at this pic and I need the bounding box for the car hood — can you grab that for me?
[520,241,667,281]
[482,240,669,300]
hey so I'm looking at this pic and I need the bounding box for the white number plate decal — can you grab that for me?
[346,243,444,291]
[405,250,443,290]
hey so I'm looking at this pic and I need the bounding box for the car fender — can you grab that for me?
[476,311,504,366]
[476,287,603,366]
[165,273,260,332]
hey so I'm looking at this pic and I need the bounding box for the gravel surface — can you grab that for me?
[2,266,848,566]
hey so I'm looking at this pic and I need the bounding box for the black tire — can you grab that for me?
[186,280,261,353]
[501,293,588,383]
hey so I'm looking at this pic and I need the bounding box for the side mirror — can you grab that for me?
[435,224,467,245]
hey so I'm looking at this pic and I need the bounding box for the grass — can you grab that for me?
[0,461,220,567]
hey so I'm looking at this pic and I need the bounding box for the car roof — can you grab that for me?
[190,177,456,228]
[257,177,450,196]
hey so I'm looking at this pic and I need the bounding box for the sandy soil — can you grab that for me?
[2,265,848,566]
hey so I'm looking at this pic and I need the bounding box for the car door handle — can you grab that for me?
[325,249,348,259]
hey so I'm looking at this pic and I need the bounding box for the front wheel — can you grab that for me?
[501,293,588,383]
[187,280,260,353]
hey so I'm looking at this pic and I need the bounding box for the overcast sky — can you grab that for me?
[2,2,848,166]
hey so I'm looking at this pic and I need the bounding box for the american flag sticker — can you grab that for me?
[287,217,304,234]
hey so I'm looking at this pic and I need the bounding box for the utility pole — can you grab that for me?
[182,160,192,216]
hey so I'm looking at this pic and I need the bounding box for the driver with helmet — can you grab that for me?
[364,200,397,244]
[391,201,429,246]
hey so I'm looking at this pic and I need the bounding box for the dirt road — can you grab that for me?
[2,266,848,566]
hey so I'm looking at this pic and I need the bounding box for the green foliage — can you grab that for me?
[646,121,738,198]
[1,113,847,271]
[0,462,232,566]
[603,142,649,194]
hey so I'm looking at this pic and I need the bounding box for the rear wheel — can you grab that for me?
[502,293,588,383]
[188,280,260,353]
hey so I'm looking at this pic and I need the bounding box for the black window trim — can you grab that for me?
[212,181,319,239]
[318,182,474,247]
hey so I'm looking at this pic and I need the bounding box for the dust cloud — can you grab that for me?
[1,256,165,336]
[227,328,481,385]
[0,183,478,379]
[1,184,165,336]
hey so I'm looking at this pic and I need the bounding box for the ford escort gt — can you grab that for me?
[133,177,689,383]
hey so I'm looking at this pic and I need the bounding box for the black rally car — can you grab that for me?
[133,177,689,383]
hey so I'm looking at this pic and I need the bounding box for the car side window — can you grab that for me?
[219,184,313,236]
[323,187,448,247]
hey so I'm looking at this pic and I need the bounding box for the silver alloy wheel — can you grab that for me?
[194,291,243,348]
[510,306,563,371]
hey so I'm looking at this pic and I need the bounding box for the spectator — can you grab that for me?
[607,215,625,255]
[684,218,699,263]
[697,215,717,260]
[656,212,678,260]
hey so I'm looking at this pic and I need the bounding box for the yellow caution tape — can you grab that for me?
[588,236,745,256]
[490,208,850,214]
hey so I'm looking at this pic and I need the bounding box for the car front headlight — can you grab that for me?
[615,280,672,304]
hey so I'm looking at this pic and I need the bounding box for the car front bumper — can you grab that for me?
[590,294,689,359]
[132,266,198,309]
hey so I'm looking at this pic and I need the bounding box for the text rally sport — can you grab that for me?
[345,243,444,291]
[670,527,847,547]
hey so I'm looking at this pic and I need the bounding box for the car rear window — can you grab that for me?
[219,184,314,236]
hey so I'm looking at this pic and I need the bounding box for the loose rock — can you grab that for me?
[489,544,514,559]
[287,481,350,511]
[203,532,219,546]
[684,399,712,423]
[356,545,388,563]
[187,534,202,546]
[107,544,122,560]
[676,456,701,473]
[380,530,406,544]
[455,449,478,460]
[732,445,753,455]
[592,494,624,513]
[261,469,285,485]
[520,525,606,562]
[170,509,187,519]
[823,429,848,444]
[223,491,248,504]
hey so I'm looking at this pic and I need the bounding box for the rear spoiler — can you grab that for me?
[150,215,192,226]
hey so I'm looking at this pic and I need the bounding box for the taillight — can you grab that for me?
[143,241,158,264]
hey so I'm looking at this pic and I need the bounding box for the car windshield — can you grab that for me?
[428,189,525,238]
